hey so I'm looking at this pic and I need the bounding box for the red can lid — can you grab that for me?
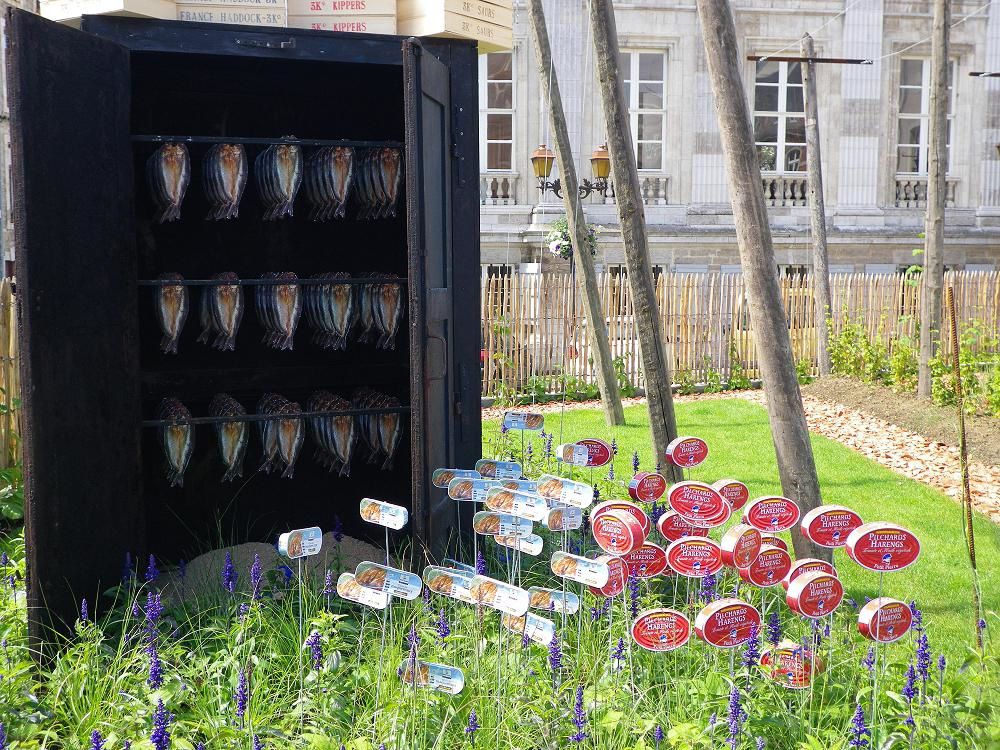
[760,534,788,552]
[738,545,792,587]
[622,543,669,579]
[713,479,750,511]
[760,644,824,689]
[781,558,837,591]
[576,438,613,468]
[592,509,643,556]
[668,481,728,526]
[628,472,668,502]
[631,608,690,651]
[800,505,863,548]
[694,598,761,648]
[720,524,763,568]
[857,597,913,643]
[588,554,628,597]
[656,510,708,542]
[592,499,651,537]
[743,496,801,532]
[666,537,724,577]
[845,522,920,572]
[786,571,845,619]
[664,436,709,468]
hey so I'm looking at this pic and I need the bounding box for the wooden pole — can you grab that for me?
[695,0,826,559]
[589,0,681,478]
[526,0,625,426]
[800,33,832,377]
[919,0,950,398]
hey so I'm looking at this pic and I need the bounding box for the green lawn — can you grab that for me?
[484,398,999,657]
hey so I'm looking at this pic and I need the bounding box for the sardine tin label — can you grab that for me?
[666,537,724,578]
[535,474,594,509]
[738,545,792,588]
[469,575,530,616]
[589,554,628,597]
[546,505,583,531]
[528,587,580,614]
[845,522,920,572]
[432,468,479,489]
[397,659,465,695]
[442,558,476,574]
[502,411,544,431]
[761,534,788,551]
[422,566,474,604]
[667,481,728,526]
[475,459,522,479]
[495,533,544,557]
[665,436,709,468]
[760,646,822,689]
[592,509,644,556]
[359,498,408,530]
[278,526,323,559]
[629,472,667,502]
[485,488,548,522]
[800,505,863,548]
[473,511,532,538]
[713,479,750,511]
[448,477,500,502]
[500,479,538,493]
[781,558,837,591]
[631,608,690,651]
[576,438,613,467]
[694,598,761,648]
[656,510,708,542]
[720,524,762,568]
[743,496,801,532]
[336,572,389,610]
[557,443,591,466]
[786,571,845,619]
[857,598,913,643]
[592,499,652,536]
[550,551,610,588]
[354,562,422,600]
[503,612,556,646]
[622,543,669,579]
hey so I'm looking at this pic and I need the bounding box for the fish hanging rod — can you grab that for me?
[143,405,411,428]
[132,134,404,149]
[138,276,407,287]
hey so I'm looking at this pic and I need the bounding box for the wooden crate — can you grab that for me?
[39,0,174,25]
[287,0,396,15]
[175,3,287,24]
[287,14,396,32]
[398,0,511,28]
[397,7,511,52]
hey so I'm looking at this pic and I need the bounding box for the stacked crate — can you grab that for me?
[175,0,287,27]
[397,0,512,52]
[39,0,175,26]
[286,0,396,33]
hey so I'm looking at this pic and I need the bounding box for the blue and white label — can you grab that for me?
[448,477,501,502]
[278,527,323,559]
[354,562,423,600]
[475,459,523,480]
[550,551,610,587]
[360,498,409,530]
[536,475,594,509]
[469,575,530,616]
[494,532,544,557]
[432,468,481,489]
[398,660,465,694]
[336,572,389,610]
[528,587,580,614]
[473,511,533,538]
[422,565,474,604]
[485,488,548,522]
[503,612,556,646]
[546,505,584,531]
[502,412,544,431]
[557,443,591,466]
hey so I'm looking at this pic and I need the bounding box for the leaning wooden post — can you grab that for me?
[527,0,625,426]
[801,33,833,377]
[695,0,826,559]
[918,0,950,398]
[589,0,680,476]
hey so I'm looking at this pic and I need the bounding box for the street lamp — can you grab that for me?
[531,143,611,199]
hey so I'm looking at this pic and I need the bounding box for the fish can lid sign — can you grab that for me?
[713,479,750,511]
[278,527,323,559]
[666,537,724,578]
[781,558,837,590]
[578,438,614,467]
[336,572,390,610]
[469,575,530,616]
[592,500,651,537]
[495,533,544,557]
[760,646,823,689]
[546,505,583,532]
[503,612,556,646]
[551,551,610,588]
[845,522,921,572]
[535,474,594,510]
[622,542,668,579]
[786,571,845,619]
[360,498,409,530]
[720,524,762,569]
[629,471,668,502]
[397,660,465,695]
[694,598,761,648]
[857,597,913,643]
[502,411,544,431]
[656,510,708,542]
[556,443,591,466]
[800,505,863,548]
[588,554,628,597]
[631,608,691,651]
[528,587,580,615]
[422,566,474,604]
[667,481,728,526]
[738,545,792,588]
[743,496,801,532]
[591,509,644,556]
[760,534,788,551]
[665,436,709,468]
[432,468,479,489]
[475,459,522,479]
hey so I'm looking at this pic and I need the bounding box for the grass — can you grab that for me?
[483,398,1000,655]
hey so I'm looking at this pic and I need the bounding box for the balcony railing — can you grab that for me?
[762,174,808,207]
[894,176,957,209]
[588,174,671,205]
[481,172,520,205]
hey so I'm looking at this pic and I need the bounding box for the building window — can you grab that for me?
[479,52,514,171]
[620,51,666,171]
[753,60,806,173]
[896,58,953,175]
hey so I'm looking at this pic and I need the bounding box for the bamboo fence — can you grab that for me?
[0,279,19,468]
[481,270,1000,395]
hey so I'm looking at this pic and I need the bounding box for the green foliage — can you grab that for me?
[889,334,919,392]
[702,357,724,394]
[829,318,890,385]
[612,355,637,398]
[929,321,996,413]
[544,216,600,261]
[676,369,697,395]
[727,339,753,391]
[795,358,814,385]
[987,363,1000,417]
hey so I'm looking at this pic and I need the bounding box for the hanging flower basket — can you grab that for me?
[545,217,600,261]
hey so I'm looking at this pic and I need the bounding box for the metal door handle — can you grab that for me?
[235,37,295,50]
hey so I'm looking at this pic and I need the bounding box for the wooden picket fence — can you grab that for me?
[481,270,1000,395]
[0,279,18,468]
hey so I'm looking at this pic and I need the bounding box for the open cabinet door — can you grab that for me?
[404,39,455,558]
[7,9,142,642]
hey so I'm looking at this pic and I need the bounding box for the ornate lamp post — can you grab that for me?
[531,143,611,199]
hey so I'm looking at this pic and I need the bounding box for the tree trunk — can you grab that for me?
[695,0,827,559]
[801,33,832,377]
[526,0,624,425]
[589,0,680,479]
[919,0,950,399]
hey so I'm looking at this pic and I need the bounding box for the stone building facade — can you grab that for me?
[480,0,1000,275]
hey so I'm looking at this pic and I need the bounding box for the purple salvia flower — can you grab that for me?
[847,597,858,610]
[631,450,640,474]
[766,610,781,646]
[756,739,766,750]
[500,422,509,435]
[548,631,562,672]
[465,709,479,745]
[436,609,451,643]
[406,623,420,651]
[146,638,163,689]
[279,565,293,585]
[146,591,164,631]
[145,555,159,583]
[700,574,717,603]
[150,700,171,750]
[824,619,831,638]
[0,552,7,567]
[80,598,89,623]
[709,713,717,728]
[475,549,487,576]
[627,573,640,618]
[250,554,263,601]
[569,684,588,743]
[253,736,264,750]
[237,602,250,622]
[862,646,876,673]
[916,632,930,700]
[650,501,665,524]
[422,584,432,610]
[937,654,946,698]
[195,745,204,750]
[742,625,760,668]
[90,730,106,750]
[849,702,870,747]
[0,723,7,750]
[727,686,746,749]
[544,433,554,458]
[610,637,626,671]
[124,742,131,750]
[526,442,534,462]
[323,569,334,598]
[901,662,917,705]
[222,552,237,594]
[178,559,186,582]
[606,463,615,483]
[132,599,141,619]
[332,516,344,544]
[234,668,248,725]
[611,438,618,456]
[909,601,923,633]
[306,630,323,671]
[653,725,664,749]
[593,485,600,502]
[977,618,987,636]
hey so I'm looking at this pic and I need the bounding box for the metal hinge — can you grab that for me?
[235,37,295,50]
